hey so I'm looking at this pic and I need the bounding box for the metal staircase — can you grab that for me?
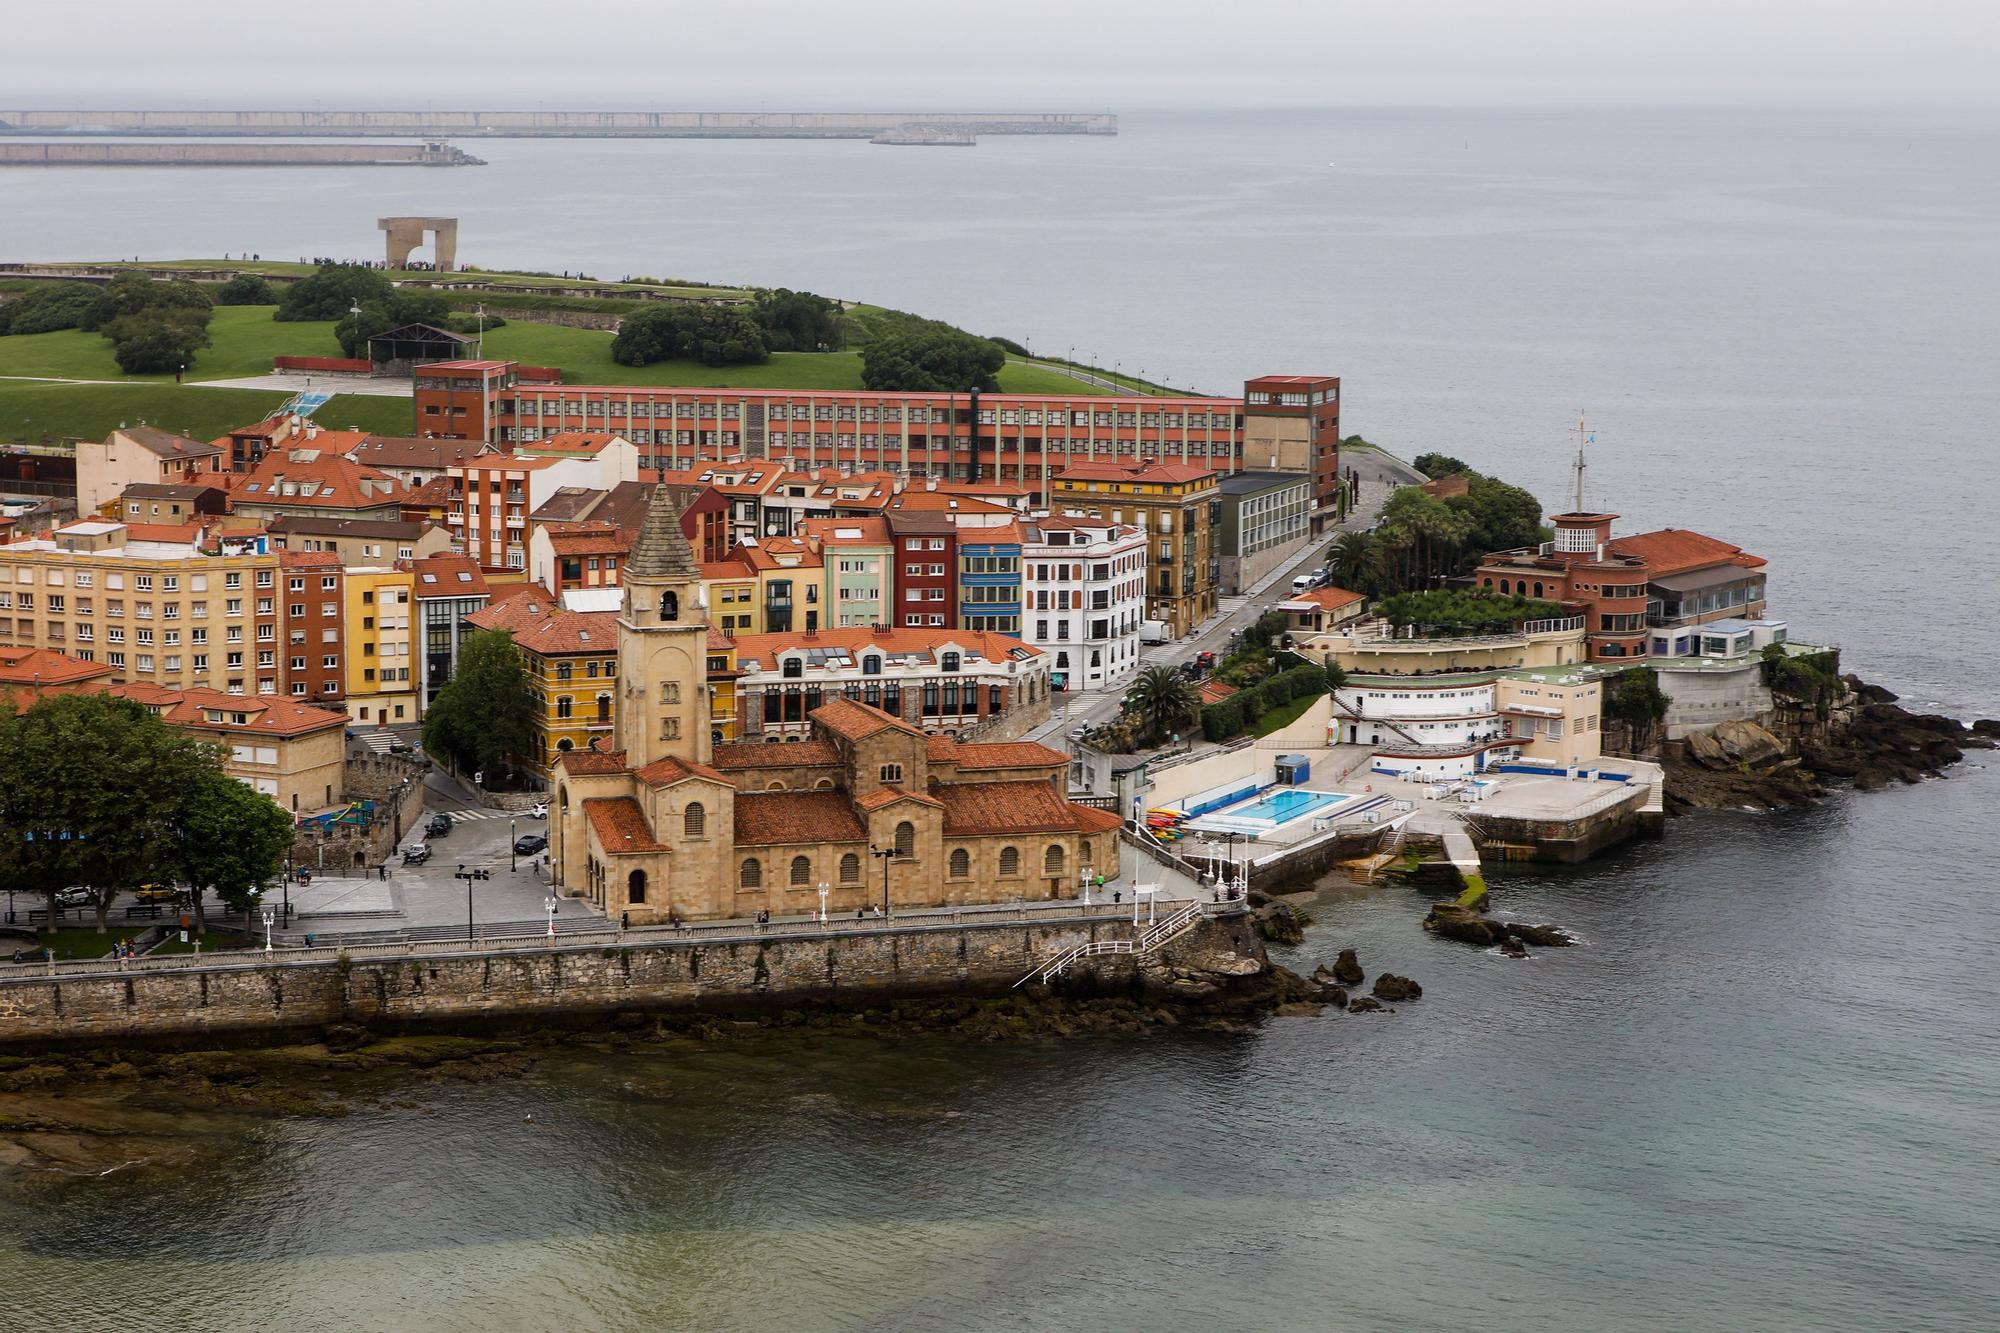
[1013,899,1207,987]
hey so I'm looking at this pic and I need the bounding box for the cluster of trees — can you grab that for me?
[1124,665,1202,749]
[215,273,277,306]
[276,263,467,359]
[1603,667,1671,734]
[421,631,539,787]
[0,693,295,937]
[750,288,846,351]
[859,329,1006,392]
[611,303,769,368]
[0,281,100,335]
[0,273,218,373]
[1201,664,1340,742]
[1373,588,1567,634]
[1324,466,1547,598]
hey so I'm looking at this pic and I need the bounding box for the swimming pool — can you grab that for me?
[1183,787,1359,838]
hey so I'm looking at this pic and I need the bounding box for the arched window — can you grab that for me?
[627,869,647,904]
[1499,579,1511,595]
[894,821,915,858]
[1534,582,1545,599]
[949,848,970,878]
[660,590,679,621]
[790,855,812,886]
[839,852,860,884]
[556,738,573,753]
[814,778,834,790]
[999,846,1020,877]
[879,763,903,784]
[1080,839,1095,865]
[1044,844,1066,876]
[683,803,705,839]
[557,786,568,811]
[782,656,803,679]
[766,779,785,791]
[740,858,762,888]
[557,696,573,719]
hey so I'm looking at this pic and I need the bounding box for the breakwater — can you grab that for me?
[0,141,483,167]
[0,110,1116,139]
[0,904,1260,1045]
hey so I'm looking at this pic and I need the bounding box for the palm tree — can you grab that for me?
[1127,664,1199,746]
[1329,531,1380,592]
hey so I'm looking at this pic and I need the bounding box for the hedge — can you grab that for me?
[1202,663,1330,742]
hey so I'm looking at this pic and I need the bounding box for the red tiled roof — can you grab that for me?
[883,491,1014,516]
[545,523,632,557]
[512,609,618,656]
[233,450,406,511]
[0,646,115,688]
[926,737,1068,770]
[937,780,1089,837]
[1283,586,1364,611]
[558,747,630,776]
[855,786,942,812]
[634,754,730,788]
[114,684,347,737]
[809,698,925,742]
[582,797,665,853]
[347,435,490,470]
[279,549,342,569]
[404,553,490,597]
[1072,804,1123,834]
[711,740,841,768]
[1606,529,1767,577]
[733,790,867,846]
[530,431,624,456]
[797,517,891,545]
[1199,680,1238,706]
[727,626,1041,670]
[1054,460,1217,485]
[122,522,205,544]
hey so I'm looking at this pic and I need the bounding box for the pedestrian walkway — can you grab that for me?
[426,805,518,822]
[355,729,401,754]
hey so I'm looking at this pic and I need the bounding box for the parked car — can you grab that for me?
[425,812,454,837]
[1310,566,1330,586]
[530,802,548,820]
[513,833,549,856]
[1291,574,1315,592]
[1194,650,1217,670]
[132,883,180,904]
[401,842,432,865]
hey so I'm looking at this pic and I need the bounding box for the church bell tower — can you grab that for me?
[617,484,713,767]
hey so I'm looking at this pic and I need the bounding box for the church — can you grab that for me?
[551,485,1123,923]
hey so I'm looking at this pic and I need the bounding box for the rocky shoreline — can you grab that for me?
[1664,678,1996,813]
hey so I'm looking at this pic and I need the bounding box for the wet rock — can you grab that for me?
[1252,901,1305,946]
[321,1024,372,1053]
[1498,938,1528,959]
[1372,973,1423,1002]
[1332,948,1364,985]
[1347,995,1385,1013]
[1846,676,1899,704]
[1711,720,1789,770]
[1972,718,2000,738]
[1424,902,1500,946]
[1325,987,1348,1010]
[1275,1001,1324,1018]
[1503,922,1575,948]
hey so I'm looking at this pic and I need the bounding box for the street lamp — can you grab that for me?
[510,817,517,873]
[545,894,559,938]
[869,844,896,919]
[261,907,274,952]
[817,880,829,926]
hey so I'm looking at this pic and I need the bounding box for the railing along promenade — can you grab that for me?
[0,895,1246,986]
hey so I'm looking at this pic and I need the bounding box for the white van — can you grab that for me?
[1291,574,1315,592]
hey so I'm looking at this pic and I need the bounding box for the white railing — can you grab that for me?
[1014,898,1206,986]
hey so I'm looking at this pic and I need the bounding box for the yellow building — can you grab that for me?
[342,566,418,727]
[700,557,761,637]
[0,519,285,695]
[1050,461,1220,637]
[465,588,620,776]
[704,627,742,746]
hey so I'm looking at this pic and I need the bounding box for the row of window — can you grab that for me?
[0,567,274,591]
[737,839,1074,889]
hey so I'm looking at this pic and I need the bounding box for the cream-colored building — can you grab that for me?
[0,521,285,695]
[1332,667,1604,780]
[75,427,227,517]
[116,683,348,813]
[550,486,1121,925]
[1300,615,1588,677]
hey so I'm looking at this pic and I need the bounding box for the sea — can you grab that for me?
[2,107,1997,1331]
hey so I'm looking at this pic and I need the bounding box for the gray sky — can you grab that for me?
[11,0,1997,109]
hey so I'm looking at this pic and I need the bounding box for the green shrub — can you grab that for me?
[215,273,277,306]
[0,282,100,335]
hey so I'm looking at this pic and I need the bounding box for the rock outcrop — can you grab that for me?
[1371,973,1423,1002]
[1332,948,1364,985]
[1424,901,1576,953]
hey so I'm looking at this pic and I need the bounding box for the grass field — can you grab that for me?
[0,380,414,446]
[0,306,342,383]
[1250,692,1323,737]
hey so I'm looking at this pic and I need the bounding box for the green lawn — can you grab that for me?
[0,305,341,383]
[0,380,413,447]
[1250,691,1323,737]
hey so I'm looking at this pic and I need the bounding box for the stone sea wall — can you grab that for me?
[0,914,1264,1046]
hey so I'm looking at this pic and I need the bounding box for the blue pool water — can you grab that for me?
[1224,788,1350,824]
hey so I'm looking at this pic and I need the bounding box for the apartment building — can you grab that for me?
[798,517,892,628]
[448,443,640,573]
[886,511,957,630]
[464,587,620,775]
[278,550,345,704]
[0,520,282,695]
[1216,470,1312,594]
[957,525,1024,638]
[1049,461,1221,638]
[229,447,412,524]
[405,553,490,707]
[75,427,227,516]
[342,566,417,726]
[1240,375,1342,534]
[527,522,630,598]
[264,515,454,566]
[344,434,493,487]
[1021,515,1147,691]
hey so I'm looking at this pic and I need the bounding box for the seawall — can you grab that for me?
[0,142,482,167]
[0,909,1262,1046]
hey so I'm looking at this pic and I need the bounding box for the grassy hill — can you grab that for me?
[0,380,415,446]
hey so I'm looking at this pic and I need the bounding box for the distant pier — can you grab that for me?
[0,141,484,167]
[0,109,1116,140]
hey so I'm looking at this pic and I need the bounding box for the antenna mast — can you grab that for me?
[1570,414,1595,511]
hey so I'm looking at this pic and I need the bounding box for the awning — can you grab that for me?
[1651,566,1760,594]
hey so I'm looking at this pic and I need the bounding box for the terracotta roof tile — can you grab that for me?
[733,790,867,846]
[582,797,665,853]
[545,523,633,557]
[634,754,730,788]
[234,450,406,511]
[0,646,116,687]
[1283,586,1364,611]
[404,553,490,596]
[809,698,925,742]
[855,786,942,812]
[1054,460,1217,485]
[925,737,1068,770]
[112,684,346,737]
[711,740,841,768]
[1072,804,1123,834]
[1607,529,1767,577]
[558,748,630,776]
[937,780,1088,837]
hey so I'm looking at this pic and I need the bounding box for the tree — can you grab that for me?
[103,311,212,374]
[1329,531,1383,595]
[859,330,1005,392]
[750,288,846,351]
[85,272,212,331]
[422,630,539,785]
[168,767,296,935]
[611,304,769,367]
[214,273,278,306]
[1126,664,1199,747]
[1447,474,1544,555]
[0,693,219,936]
[1413,452,1471,480]
[0,281,99,335]
[276,263,396,322]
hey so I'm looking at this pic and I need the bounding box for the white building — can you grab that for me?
[1332,671,1605,779]
[1022,515,1147,692]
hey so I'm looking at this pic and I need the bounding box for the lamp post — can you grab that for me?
[510,817,518,873]
[869,844,896,919]
[546,894,559,938]
[817,880,829,927]
[261,907,274,952]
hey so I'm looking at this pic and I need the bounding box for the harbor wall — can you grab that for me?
[0,111,1117,139]
[0,912,1258,1046]
[0,143,479,166]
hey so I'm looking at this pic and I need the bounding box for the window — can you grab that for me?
[683,803,705,839]
[627,869,647,905]
[949,848,970,878]
[1044,844,1066,876]
[894,821,915,858]
[790,855,812,886]
[999,846,1020,877]
[879,763,903,784]
[740,858,762,888]
[839,852,860,884]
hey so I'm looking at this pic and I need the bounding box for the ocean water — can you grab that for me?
[2,108,1997,1330]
